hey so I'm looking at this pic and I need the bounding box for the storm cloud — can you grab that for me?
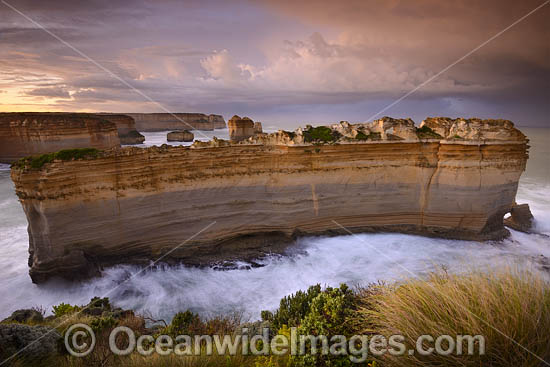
[0,0,548,127]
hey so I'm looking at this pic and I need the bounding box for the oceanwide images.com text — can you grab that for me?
[65,323,485,362]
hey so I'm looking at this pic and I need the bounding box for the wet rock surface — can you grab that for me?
[504,203,534,233]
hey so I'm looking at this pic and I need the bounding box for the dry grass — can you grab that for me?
[352,267,550,366]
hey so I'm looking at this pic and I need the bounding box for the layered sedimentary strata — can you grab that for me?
[0,113,120,163]
[99,114,145,145]
[127,113,226,131]
[11,117,528,283]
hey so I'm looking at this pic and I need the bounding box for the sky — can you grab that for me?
[0,0,548,129]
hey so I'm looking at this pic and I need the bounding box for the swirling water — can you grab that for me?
[0,128,549,321]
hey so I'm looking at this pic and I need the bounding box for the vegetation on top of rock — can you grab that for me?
[355,131,382,141]
[282,130,296,138]
[303,126,341,143]
[12,148,101,170]
[415,125,443,139]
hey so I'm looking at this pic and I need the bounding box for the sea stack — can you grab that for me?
[254,122,263,134]
[99,114,145,145]
[228,115,255,142]
[0,113,120,163]
[10,117,529,283]
[167,130,194,142]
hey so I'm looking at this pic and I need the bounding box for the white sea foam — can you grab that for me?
[0,196,548,321]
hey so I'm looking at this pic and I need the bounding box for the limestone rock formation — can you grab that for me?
[420,117,526,141]
[11,117,528,283]
[0,113,120,163]
[503,203,534,233]
[228,115,256,142]
[100,114,145,144]
[127,113,226,131]
[167,130,194,142]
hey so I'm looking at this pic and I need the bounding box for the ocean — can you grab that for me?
[0,127,548,321]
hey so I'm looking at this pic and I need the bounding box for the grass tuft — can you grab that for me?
[352,267,550,367]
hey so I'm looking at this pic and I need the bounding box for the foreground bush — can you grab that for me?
[352,268,550,367]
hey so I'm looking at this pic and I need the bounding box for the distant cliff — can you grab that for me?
[0,113,120,163]
[126,113,226,131]
[99,114,145,145]
[11,117,528,283]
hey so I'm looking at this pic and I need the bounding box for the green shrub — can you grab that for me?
[262,284,322,331]
[90,316,118,333]
[355,131,381,141]
[14,148,101,170]
[89,296,111,309]
[355,131,369,140]
[52,302,80,317]
[415,125,442,139]
[303,126,340,143]
[292,284,357,367]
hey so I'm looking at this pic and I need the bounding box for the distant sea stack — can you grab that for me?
[11,117,528,283]
[254,122,263,134]
[0,113,120,163]
[99,114,145,145]
[127,113,226,132]
[228,115,256,142]
[167,130,194,142]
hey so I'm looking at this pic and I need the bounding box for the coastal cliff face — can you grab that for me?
[0,113,120,163]
[10,117,528,283]
[99,114,145,145]
[126,113,226,131]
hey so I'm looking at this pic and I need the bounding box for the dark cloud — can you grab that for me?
[0,0,548,126]
[25,86,70,98]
